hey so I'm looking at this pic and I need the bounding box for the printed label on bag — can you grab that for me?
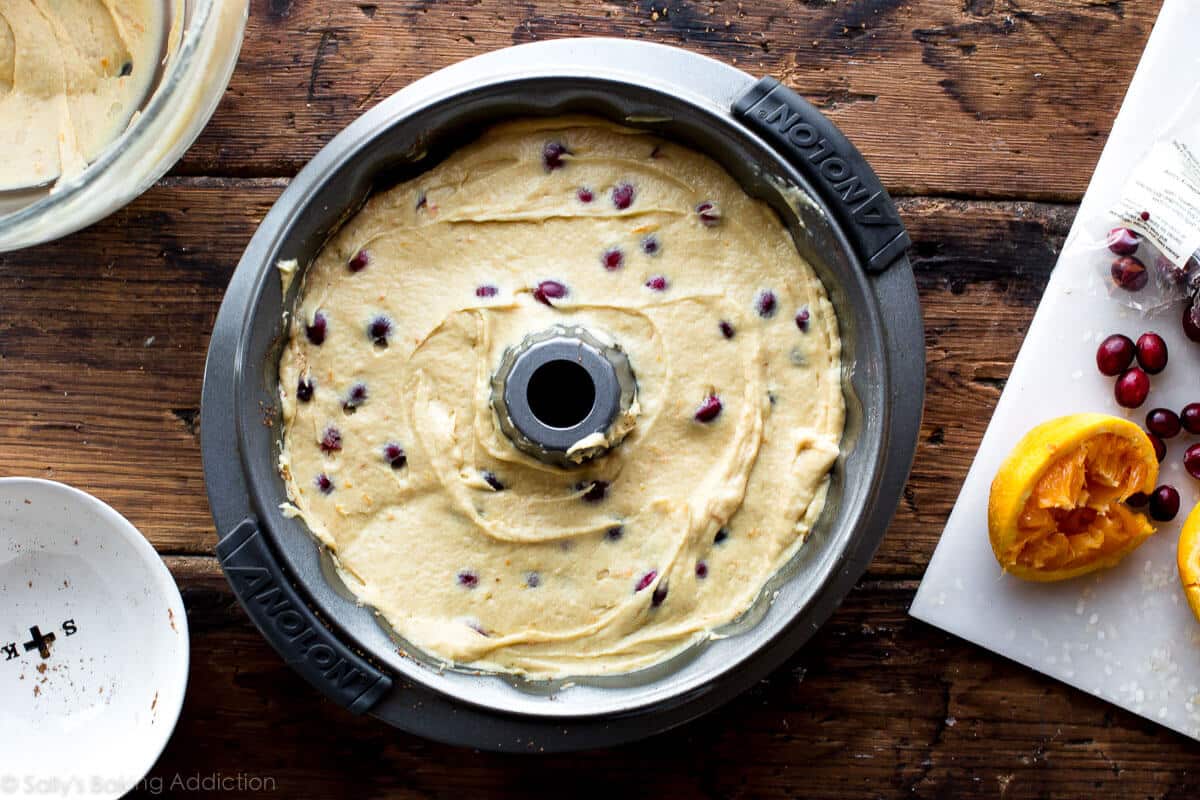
[1115,138,1200,268]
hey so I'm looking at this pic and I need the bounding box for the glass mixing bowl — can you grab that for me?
[0,0,248,252]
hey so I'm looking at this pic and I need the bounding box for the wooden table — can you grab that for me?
[3,1,1194,796]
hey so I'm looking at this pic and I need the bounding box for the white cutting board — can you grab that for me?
[910,0,1200,740]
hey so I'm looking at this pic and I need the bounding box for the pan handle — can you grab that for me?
[216,518,392,714]
[732,77,910,273]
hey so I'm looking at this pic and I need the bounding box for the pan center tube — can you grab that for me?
[492,326,637,467]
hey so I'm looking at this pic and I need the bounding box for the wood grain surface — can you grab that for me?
[3,0,1194,797]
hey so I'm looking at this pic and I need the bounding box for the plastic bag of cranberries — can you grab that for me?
[1091,85,1200,328]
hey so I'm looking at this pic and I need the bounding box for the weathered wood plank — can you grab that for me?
[177,0,1160,201]
[145,556,1200,799]
[0,182,1066,571]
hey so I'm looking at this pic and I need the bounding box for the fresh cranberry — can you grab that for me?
[605,525,623,542]
[475,285,498,298]
[581,480,608,502]
[577,187,594,203]
[1184,303,1200,343]
[305,311,328,345]
[457,570,479,589]
[714,527,729,544]
[602,248,624,271]
[1146,408,1181,438]
[1156,254,1189,285]
[343,382,368,411]
[296,377,314,402]
[1185,443,1200,480]
[319,426,342,453]
[368,315,391,347]
[635,570,657,592]
[348,249,370,272]
[1111,256,1148,291]
[651,582,669,607]
[533,280,568,306]
[694,394,723,422]
[1150,484,1180,522]
[695,561,708,579]
[612,182,635,210]
[1126,491,1150,508]
[482,471,505,491]
[1114,367,1150,409]
[719,321,735,339]
[795,307,811,332]
[1106,227,1140,256]
[383,443,407,469]
[1148,432,1166,463]
[696,201,721,227]
[315,473,333,494]
[1136,332,1168,374]
[645,275,668,291]
[642,235,661,256]
[1141,210,1151,221]
[1182,403,1200,434]
[542,141,570,171]
[755,290,777,318]
[1095,334,1135,376]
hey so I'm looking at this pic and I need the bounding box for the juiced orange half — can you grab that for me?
[1177,502,1200,622]
[988,413,1158,582]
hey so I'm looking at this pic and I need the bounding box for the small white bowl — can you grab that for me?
[0,479,188,799]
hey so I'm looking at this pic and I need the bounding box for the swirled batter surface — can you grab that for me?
[278,118,844,677]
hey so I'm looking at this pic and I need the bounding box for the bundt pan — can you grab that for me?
[201,38,924,752]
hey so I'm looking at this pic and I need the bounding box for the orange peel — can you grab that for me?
[1177,502,1200,622]
[988,413,1157,581]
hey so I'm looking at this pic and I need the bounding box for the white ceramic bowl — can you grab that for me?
[0,479,188,799]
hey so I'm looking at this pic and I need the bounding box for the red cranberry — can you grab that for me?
[296,377,314,402]
[348,249,370,272]
[695,561,708,579]
[581,480,608,502]
[1148,432,1166,463]
[642,235,661,256]
[696,201,721,226]
[1149,484,1180,522]
[651,582,669,607]
[1106,227,1140,256]
[542,141,570,171]
[1114,367,1150,409]
[1136,332,1168,374]
[1146,408,1181,438]
[719,320,735,339]
[383,443,407,469]
[612,182,635,210]
[755,290,777,318]
[343,382,368,411]
[1184,303,1200,343]
[368,315,391,347]
[635,570,657,592]
[1126,491,1150,508]
[1185,443,1200,480]
[795,307,811,332]
[305,311,327,345]
[1182,403,1200,434]
[1140,210,1151,221]
[1095,334,1135,376]
[533,280,568,306]
[577,187,594,203]
[320,426,342,453]
[694,394,723,422]
[1156,254,1189,285]
[315,473,333,494]
[645,275,668,291]
[602,248,624,271]
[475,284,498,298]
[457,570,479,588]
[1111,256,1148,291]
